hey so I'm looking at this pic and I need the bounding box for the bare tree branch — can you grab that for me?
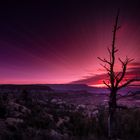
[114,72,121,80]
[118,79,140,90]
[114,49,118,53]
[100,63,110,72]
[97,57,111,65]
[103,80,111,89]
[115,57,134,88]
[117,26,121,30]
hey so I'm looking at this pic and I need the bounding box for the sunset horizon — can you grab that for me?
[0,1,140,87]
[0,1,140,140]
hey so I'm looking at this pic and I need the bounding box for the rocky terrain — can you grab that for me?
[0,86,140,140]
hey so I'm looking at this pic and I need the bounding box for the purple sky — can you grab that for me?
[0,1,140,85]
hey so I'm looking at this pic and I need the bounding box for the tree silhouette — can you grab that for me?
[98,10,140,140]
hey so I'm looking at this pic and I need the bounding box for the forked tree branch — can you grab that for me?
[103,80,111,89]
[118,79,140,90]
[115,57,134,88]
[99,63,110,72]
[97,57,111,65]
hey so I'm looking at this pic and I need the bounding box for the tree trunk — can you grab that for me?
[108,91,117,140]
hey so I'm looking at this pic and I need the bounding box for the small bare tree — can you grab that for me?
[98,10,139,140]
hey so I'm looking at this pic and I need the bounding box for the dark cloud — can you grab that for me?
[71,74,107,85]
[129,62,140,67]
[71,66,140,85]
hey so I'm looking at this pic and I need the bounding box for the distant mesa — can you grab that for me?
[0,84,106,94]
[0,84,53,92]
[0,84,139,94]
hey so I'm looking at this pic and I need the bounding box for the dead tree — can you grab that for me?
[98,10,140,140]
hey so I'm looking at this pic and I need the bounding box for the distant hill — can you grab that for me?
[0,84,53,91]
[0,84,108,94]
[0,84,139,94]
[44,84,109,93]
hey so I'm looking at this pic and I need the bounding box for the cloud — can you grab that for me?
[71,66,140,85]
[71,74,108,85]
[129,62,140,67]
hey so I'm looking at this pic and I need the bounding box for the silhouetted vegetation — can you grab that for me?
[0,90,140,140]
